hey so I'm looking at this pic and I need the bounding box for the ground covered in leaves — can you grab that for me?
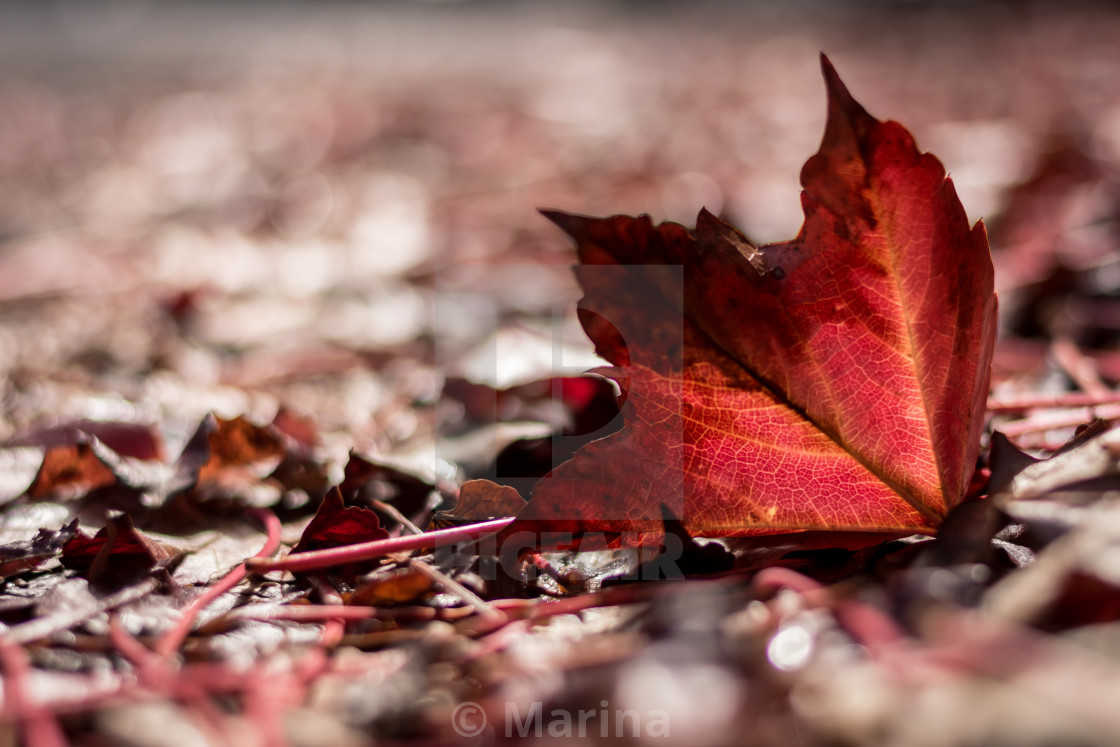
[5,2,1120,745]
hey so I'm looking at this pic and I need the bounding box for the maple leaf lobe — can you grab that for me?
[800,54,878,228]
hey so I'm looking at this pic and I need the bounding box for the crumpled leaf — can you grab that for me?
[996,426,1120,507]
[60,513,180,584]
[432,479,527,529]
[984,426,1120,628]
[339,452,440,521]
[0,519,78,580]
[196,414,287,483]
[513,56,997,547]
[170,414,288,512]
[288,487,390,576]
[992,423,1120,550]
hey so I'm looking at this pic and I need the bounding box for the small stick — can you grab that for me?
[156,507,282,658]
[492,581,665,620]
[245,517,515,574]
[7,577,160,645]
[410,558,505,623]
[224,604,382,622]
[988,391,1120,412]
[998,403,1120,438]
[371,498,425,535]
[1051,337,1110,396]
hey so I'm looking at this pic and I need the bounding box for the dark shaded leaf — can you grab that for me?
[60,513,179,585]
[0,519,78,579]
[340,452,439,521]
[431,479,527,529]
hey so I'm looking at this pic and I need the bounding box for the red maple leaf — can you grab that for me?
[506,56,997,548]
[288,486,390,575]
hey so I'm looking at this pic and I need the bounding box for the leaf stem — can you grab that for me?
[156,507,282,658]
[244,517,515,574]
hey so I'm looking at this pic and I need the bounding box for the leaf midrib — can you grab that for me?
[681,233,943,527]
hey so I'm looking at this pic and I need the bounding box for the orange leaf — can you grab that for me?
[28,441,116,501]
[197,415,286,482]
[513,56,997,547]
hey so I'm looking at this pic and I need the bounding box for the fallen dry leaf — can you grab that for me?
[513,56,997,547]
[433,479,527,529]
[288,487,389,576]
[0,520,78,580]
[348,567,435,606]
[197,415,287,483]
[60,513,179,585]
[28,440,117,502]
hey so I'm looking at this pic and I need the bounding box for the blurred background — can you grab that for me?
[6,4,1120,745]
[2,0,1120,470]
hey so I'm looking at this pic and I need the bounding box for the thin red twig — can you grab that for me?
[109,617,232,746]
[227,604,383,622]
[410,558,506,624]
[752,567,909,658]
[495,580,666,620]
[1050,337,1110,396]
[0,634,68,747]
[156,507,282,658]
[371,498,424,534]
[244,517,515,574]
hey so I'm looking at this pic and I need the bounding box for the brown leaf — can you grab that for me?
[348,567,435,606]
[432,479,527,529]
[28,441,117,501]
[197,414,286,482]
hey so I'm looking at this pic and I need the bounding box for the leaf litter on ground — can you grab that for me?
[6,6,1120,745]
